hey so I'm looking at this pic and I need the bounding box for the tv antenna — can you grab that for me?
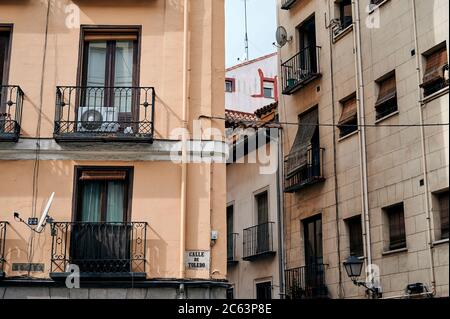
[14,192,55,233]
[243,0,249,61]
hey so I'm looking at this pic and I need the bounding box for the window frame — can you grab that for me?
[225,78,235,93]
[375,71,398,121]
[254,189,269,225]
[421,42,449,97]
[0,24,13,87]
[338,93,358,138]
[383,203,407,251]
[345,215,364,258]
[72,166,134,223]
[255,281,272,300]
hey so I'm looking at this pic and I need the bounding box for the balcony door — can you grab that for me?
[298,16,317,74]
[0,29,11,130]
[71,167,133,274]
[303,215,324,293]
[79,29,139,133]
[256,191,269,253]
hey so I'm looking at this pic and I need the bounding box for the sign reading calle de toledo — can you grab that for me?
[185,251,210,271]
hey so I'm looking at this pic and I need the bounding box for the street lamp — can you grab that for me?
[343,255,382,299]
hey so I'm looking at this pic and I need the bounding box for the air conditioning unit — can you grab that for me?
[77,106,119,132]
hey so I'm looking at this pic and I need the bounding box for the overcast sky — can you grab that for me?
[225,0,277,68]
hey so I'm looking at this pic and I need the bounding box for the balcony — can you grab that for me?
[0,222,7,279]
[50,222,148,280]
[227,233,239,266]
[0,86,24,142]
[281,0,298,10]
[284,147,325,193]
[242,222,276,261]
[285,264,328,299]
[54,86,155,143]
[281,46,321,95]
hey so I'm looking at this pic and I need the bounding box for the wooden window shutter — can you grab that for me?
[84,29,138,42]
[338,95,357,126]
[79,170,127,181]
[422,46,448,87]
[375,74,397,107]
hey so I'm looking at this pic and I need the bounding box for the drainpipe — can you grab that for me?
[351,0,373,286]
[325,0,344,298]
[410,0,436,295]
[276,127,286,299]
[179,0,190,279]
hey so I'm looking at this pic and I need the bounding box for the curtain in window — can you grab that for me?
[85,42,107,109]
[285,108,318,178]
[114,41,134,115]
[106,181,125,223]
[80,181,102,222]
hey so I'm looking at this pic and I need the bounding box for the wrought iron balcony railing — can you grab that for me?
[0,221,8,279]
[281,0,299,10]
[227,233,239,265]
[50,222,148,280]
[54,86,155,143]
[243,222,276,261]
[285,147,325,193]
[0,85,24,142]
[281,46,321,95]
[285,264,328,299]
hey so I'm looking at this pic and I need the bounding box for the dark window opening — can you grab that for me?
[438,192,449,239]
[263,81,274,98]
[225,79,234,93]
[298,16,317,74]
[256,281,272,300]
[346,215,364,257]
[227,205,235,261]
[337,0,353,31]
[226,287,235,299]
[385,203,406,251]
[338,94,358,138]
[375,73,398,120]
[421,44,449,97]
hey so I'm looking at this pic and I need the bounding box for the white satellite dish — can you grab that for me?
[35,192,55,233]
[275,26,290,48]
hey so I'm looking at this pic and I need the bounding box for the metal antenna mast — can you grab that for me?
[244,0,249,61]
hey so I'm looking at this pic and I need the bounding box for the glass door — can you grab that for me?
[0,30,10,132]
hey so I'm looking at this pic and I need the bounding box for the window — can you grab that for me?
[79,27,140,128]
[375,72,397,120]
[256,281,272,300]
[338,94,358,138]
[303,215,323,265]
[438,192,449,239]
[225,79,235,93]
[227,205,235,261]
[0,28,11,87]
[263,81,274,98]
[346,215,364,257]
[75,167,132,222]
[421,43,449,97]
[255,191,270,253]
[384,203,406,251]
[298,16,318,74]
[337,0,353,31]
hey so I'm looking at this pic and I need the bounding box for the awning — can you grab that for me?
[421,46,448,87]
[375,75,397,107]
[285,108,318,178]
[338,95,357,126]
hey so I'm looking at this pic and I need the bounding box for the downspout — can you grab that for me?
[351,0,373,287]
[276,127,286,299]
[410,0,436,295]
[179,0,190,280]
[325,1,344,298]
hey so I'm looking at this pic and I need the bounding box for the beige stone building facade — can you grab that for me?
[0,0,227,299]
[277,0,448,298]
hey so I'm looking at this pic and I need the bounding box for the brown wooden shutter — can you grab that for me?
[79,170,127,181]
[338,95,357,126]
[375,74,397,107]
[422,46,448,87]
[84,29,138,42]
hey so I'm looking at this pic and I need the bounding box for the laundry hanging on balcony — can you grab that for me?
[285,108,318,179]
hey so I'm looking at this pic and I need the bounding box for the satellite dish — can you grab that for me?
[275,26,290,48]
[35,192,55,233]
